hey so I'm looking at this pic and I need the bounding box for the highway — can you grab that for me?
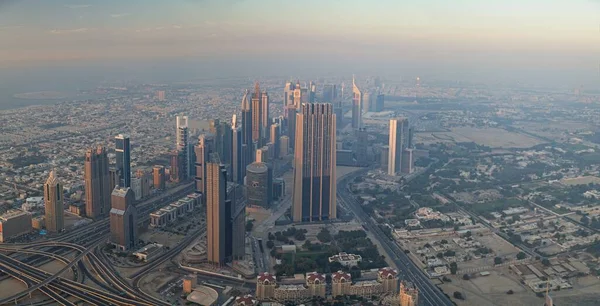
[0,181,195,305]
[337,170,454,306]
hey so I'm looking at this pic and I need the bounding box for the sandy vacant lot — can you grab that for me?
[451,127,546,148]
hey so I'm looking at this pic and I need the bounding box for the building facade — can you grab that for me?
[206,154,228,265]
[176,116,190,180]
[246,162,272,208]
[109,187,137,251]
[292,103,337,222]
[388,117,409,175]
[115,134,131,188]
[85,146,111,219]
[399,281,419,306]
[0,210,32,242]
[351,76,362,129]
[153,165,165,190]
[44,171,64,233]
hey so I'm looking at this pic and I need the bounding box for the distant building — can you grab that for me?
[380,145,389,170]
[195,133,216,202]
[401,149,414,174]
[286,104,297,150]
[352,76,362,129]
[156,90,165,101]
[246,162,272,208]
[85,146,111,219]
[270,123,280,159]
[44,171,64,233]
[232,121,244,184]
[375,93,384,112]
[0,209,32,242]
[152,165,165,190]
[399,281,419,306]
[355,128,368,165]
[279,136,289,157]
[176,116,190,179]
[109,187,137,251]
[206,154,228,265]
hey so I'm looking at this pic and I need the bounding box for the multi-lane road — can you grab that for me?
[337,170,454,306]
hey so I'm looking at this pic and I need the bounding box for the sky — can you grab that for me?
[0,0,599,85]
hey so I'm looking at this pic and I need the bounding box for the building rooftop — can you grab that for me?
[306,272,326,284]
[246,162,269,174]
[235,295,257,306]
[151,209,168,216]
[332,271,352,282]
[257,272,276,283]
[277,284,307,291]
[352,280,380,287]
[0,209,30,220]
[111,187,131,198]
[378,267,398,279]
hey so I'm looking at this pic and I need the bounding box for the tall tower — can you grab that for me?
[388,118,409,176]
[351,76,362,129]
[241,90,254,172]
[152,165,165,190]
[292,103,337,222]
[85,146,111,219]
[309,81,317,103]
[261,90,270,142]
[286,104,297,150]
[109,187,137,251]
[44,171,64,233]
[194,134,215,200]
[270,123,280,159]
[232,115,244,184]
[251,82,262,146]
[283,82,294,118]
[206,153,227,265]
[293,81,302,109]
[115,134,131,188]
[176,116,190,180]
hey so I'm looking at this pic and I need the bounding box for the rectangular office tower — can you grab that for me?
[115,134,131,188]
[351,77,362,129]
[194,134,215,200]
[109,187,137,251]
[85,146,111,219]
[206,154,228,265]
[292,103,337,222]
[44,171,64,233]
[176,116,190,180]
[232,124,244,184]
[270,123,280,159]
[388,118,410,176]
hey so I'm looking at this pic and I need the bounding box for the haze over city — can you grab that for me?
[1,1,600,306]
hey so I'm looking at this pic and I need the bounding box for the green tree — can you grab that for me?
[450,262,458,275]
[266,240,275,249]
[516,252,526,260]
[245,220,254,232]
[494,257,503,265]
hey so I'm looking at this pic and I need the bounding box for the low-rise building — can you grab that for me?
[149,209,168,228]
[132,243,163,262]
[182,274,197,294]
[0,209,32,242]
[328,252,362,267]
[235,295,258,306]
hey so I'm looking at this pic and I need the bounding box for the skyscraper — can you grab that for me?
[44,171,64,233]
[351,76,362,129]
[283,81,294,118]
[220,121,233,167]
[246,162,272,208]
[388,118,410,176]
[206,153,227,265]
[270,123,280,159]
[195,133,215,200]
[109,187,137,251]
[322,84,337,103]
[293,81,302,109]
[115,134,131,188]
[251,82,262,146]
[232,116,244,184]
[363,91,371,113]
[85,146,111,219]
[241,90,254,172]
[261,90,270,142]
[176,116,190,180]
[286,104,297,150]
[309,81,316,103]
[152,165,165,190]
[375,93,385,112]
[355,128,368,165]
[292,103,337,222]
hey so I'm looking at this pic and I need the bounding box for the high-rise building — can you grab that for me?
[293,81,302,109]
[351,76,362,129]
[292,103,337,222]
[270,123,280,159]
[156,90,165,101]
[232,117,244,184]
[380,145,389,171]
[251,83,263,146]
[206,154,227,265]
[241,90,254,173]
[388,118,410,176]
[109,187,137,251]
[309,81,316,103]
[375,93,385,112]
[408,127,414,149]
[256,147,269,164]
[153,165,165,190]
[135,169,151,199]
[246,162,272,208]
[399,281,419,306]
[231,195,246,260]
[363,91,371,113]
[169,150,183,182]
[220,121,233,167]
[176,116,190,180]
[115,134,131,188]
[355,128,368,165]
[279,136,289,157]
[44,171,64,233]
[286,104,297,150]
[195,134,215,201]
[108,167,120,191]
[261,90,270,141]
[85,146,111,219]
[322,84,337,103]
[401,149,414,174]
[283,82,294,118]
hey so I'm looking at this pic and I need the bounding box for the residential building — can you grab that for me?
[44,171,64,233]
[109,187,137,251]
